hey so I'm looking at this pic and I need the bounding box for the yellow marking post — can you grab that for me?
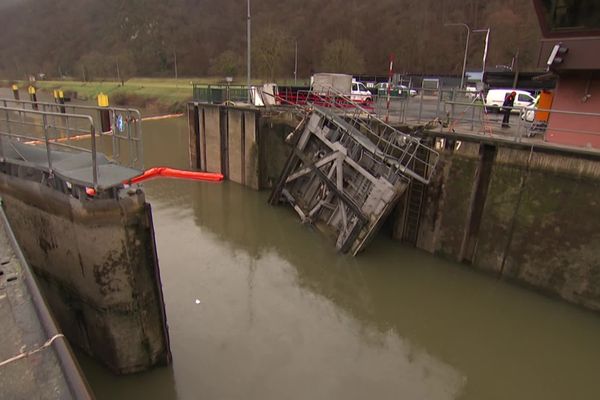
[97,93,109,107]
[28,86,36,95]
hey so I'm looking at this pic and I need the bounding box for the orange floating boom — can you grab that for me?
[127,167,224,184]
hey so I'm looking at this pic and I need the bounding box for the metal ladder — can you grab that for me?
[402,142,431,245]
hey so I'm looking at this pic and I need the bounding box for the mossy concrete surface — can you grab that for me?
[412,141,600,311]
[0,172,171,374]
[258,111,297,189]
[417,142,479,259]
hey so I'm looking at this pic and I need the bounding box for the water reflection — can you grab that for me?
[147,183,465,399]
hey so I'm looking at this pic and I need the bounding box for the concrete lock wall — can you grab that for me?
[0,173,171,374]
[400,139,600,312]
[188,103,297,190]
[188,103,263,189]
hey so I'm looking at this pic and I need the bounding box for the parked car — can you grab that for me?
[399,84,417,97]
[375,82,416,97]
[485,89,535,113]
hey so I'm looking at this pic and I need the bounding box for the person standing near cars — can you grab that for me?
[502,91,516,128]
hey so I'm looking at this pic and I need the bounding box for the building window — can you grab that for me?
[541,0,600,32]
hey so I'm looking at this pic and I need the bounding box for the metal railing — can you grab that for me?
[192,84,249,104]
[0,98,143,172]
[0,101,144,189]
[279,87,439,185]
[327,88,600,146]
[442,101,600,143]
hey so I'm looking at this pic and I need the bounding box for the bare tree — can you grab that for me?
[320,39,365,74]
[252,26,292,81]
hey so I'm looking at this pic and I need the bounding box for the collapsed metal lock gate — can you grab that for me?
[269,93,440,255]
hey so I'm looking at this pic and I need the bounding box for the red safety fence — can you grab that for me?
[276,89,374,111]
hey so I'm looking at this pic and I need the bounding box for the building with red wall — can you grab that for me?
[534,0,600,148]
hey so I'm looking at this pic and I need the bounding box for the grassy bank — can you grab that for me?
[2,77,310,114]
[17,78,195,114]
[3,78,222,114]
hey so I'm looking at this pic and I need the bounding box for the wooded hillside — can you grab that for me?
[0,0,541,80]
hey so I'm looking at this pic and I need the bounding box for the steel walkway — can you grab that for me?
[0,99,144,191]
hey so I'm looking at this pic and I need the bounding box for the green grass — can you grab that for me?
[2,76,311,111]
[22,78,193,103]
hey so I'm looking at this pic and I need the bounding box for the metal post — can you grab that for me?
[512,49,520,88]
[444,23,470,89]
[417,88,424,123]
[58,90,66,114]
[129,109,142,168]
[385,54,394,124]
[65,115,71,142]
[110,109,118,161]
[474,28,491,78]
[247,0,251,103]
[435,88,441,120]
[90,124,98,189]
[0,118,4,160]
[11,84,20,101]
[516,107,522,142]
[294,40,298,85]
[3,100,11,137]
[42,114,53,173]
[28,86,38,110]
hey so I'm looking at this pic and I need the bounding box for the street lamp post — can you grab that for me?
[444,23,470,89]
[473,28,491,77]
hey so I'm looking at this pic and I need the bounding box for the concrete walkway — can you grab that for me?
[0,204,91,399]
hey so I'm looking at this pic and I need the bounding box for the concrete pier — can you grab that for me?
[0,101,171,374]
[0,169,171,374]
[187,103,261,189]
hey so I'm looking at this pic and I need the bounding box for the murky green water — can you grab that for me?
[76,117,600,399]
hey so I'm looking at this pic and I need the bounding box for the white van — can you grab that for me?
[485,89,535,113]
[351,80,372,103]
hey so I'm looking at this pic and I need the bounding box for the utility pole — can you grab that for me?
[444,23,470,89]
[512,49,520,89]
[247,0,251,103]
